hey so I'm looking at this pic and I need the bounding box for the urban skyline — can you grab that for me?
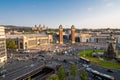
[0,0,120,29]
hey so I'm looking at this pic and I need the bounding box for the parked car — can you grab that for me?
[82,64,89,68]
[86,68,92,72]
[18,50,30,53]
[39,54,45,57]
[107,69,113,73]
[0,69,7,76]
[63,59,67,63]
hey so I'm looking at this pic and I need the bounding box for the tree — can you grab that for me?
[48,74,59,80]
[80,70,88,80]
[6,40,17,49]
[58,66,66,80]
[69,63,78,79]
[27,77,34,80]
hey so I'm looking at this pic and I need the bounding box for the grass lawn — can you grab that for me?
[78,50,120,69]
[118,51,120,54]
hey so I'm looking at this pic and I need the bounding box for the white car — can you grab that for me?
[82,64,89,68]
[23,50,30,53]
[0,69,7,76]
[86,67,92,72]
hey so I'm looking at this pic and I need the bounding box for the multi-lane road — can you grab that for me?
[0,43,120,80]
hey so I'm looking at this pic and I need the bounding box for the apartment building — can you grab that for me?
[0,26,7,67]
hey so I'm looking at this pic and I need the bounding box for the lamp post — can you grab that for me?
[84,45,86,57]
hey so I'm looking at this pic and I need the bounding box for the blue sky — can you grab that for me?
[0,0,120,29]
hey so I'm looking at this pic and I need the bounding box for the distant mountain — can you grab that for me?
[0,25,32,32]
[1,25,31,28]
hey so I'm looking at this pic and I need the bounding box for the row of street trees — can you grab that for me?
[48,63,88,80]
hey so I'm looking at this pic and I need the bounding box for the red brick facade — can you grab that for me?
[59,25,63,44]
[71,25,75,44]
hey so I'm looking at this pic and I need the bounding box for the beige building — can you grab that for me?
[90,34,113,43]
[6,34,53,50]
[80,33,92,42]
[0,26,7,67]
[6,30,22,35]
[32,25,47,31]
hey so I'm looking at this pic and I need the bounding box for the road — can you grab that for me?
[1,61,45,80]
[90,64,120,80]
[0,42,120,80]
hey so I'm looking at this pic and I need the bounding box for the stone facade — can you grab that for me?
[104,43,118,58]
[6,34,53,50]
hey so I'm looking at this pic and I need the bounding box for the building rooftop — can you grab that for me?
[6,34,48,39]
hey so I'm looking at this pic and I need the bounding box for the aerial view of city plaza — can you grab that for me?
[0,0,120,80]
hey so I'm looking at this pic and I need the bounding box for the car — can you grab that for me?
[39,54,45,57]
[86,68,92,72]
[18,50,30,53]
[75,60,79,64]
[23,50,30,53]
[0,69,7,76]
[107,69,113,73]
[82,64,89,68]
[41,58,46,61]
[32,58,37,61]
[63,59,67,63]
[56,64,62,70]
[68,61,74,64]
[69,54,72,56]
[57,58,60,61]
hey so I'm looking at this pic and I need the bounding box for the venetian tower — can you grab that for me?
[59,25,63,44]
[71,25,75,44]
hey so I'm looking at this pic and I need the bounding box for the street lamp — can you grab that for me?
[84,45,86,57]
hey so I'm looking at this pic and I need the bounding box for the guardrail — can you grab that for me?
[14,65,45,80]
[13,65,55,80]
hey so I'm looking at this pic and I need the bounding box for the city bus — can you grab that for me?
[86,68,115,80]
[79,57,90,64]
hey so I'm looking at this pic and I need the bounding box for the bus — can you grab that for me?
[86,68,115,80]
[79,57,90,64]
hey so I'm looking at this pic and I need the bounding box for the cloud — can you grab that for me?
[87,7,93,12]
[79,11,120,29]
[106,2,113,7]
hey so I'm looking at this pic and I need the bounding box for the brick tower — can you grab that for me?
[71,25,75,44]
[59,25,63,44]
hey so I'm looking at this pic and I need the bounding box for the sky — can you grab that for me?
[0,0,120,29]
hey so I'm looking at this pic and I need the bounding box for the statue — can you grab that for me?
[104,32,118,58]
[104,43,117,58]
